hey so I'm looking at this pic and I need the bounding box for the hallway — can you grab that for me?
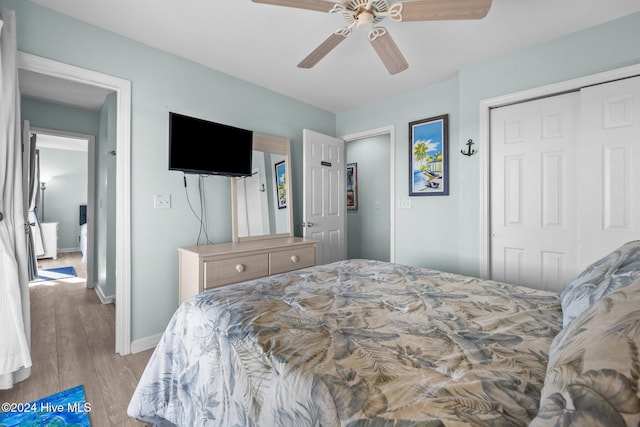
[0,252,153,426]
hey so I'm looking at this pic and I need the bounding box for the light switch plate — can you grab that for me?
[399,198,412,209]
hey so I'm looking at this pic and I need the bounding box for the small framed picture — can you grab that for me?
[274,160,287,209]
[409,114,449,196]
[346,162,358,210]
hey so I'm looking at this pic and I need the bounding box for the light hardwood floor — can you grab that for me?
[0,252,153,426]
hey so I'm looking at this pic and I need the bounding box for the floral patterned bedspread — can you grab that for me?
[128,259,562,426]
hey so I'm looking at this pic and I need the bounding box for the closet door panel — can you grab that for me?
[490,92,579,291]
[578,76,640,266]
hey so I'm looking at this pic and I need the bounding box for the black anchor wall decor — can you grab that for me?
[461,139,476,156]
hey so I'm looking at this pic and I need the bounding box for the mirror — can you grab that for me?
[231,133,293,243]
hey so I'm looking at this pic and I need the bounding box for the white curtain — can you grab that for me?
[0,7,32,390]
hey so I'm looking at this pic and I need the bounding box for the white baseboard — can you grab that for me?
[94,285,115,304]
[58,247,81,253]
[130,333,162,354]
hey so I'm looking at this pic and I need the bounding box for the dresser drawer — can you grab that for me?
[270,246,316,275]
[204,254,269,289]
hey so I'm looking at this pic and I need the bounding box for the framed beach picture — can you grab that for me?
[274,160,287,209]
[346,162,358,210]
[409,114,449,196]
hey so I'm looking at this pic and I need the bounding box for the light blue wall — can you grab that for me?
[22,97,99,135]
[338,12,640,276]
[346,135,390,262]
[2,0,335,342]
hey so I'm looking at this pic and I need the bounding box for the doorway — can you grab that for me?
[302,126,396,264]
[342,125,396,263]
[345,133,391,262]
[31,128,96,289]
[17,52,133,355]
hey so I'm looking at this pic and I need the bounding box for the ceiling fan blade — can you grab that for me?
[298,32,348,69]
[369,28,408,75]
[251,0,336,13]
[399,0,492,21]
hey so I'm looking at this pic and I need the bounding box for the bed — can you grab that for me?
[128,240,640,426]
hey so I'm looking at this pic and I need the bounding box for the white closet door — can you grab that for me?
[578,76,640,266]
[490,76,640,291]
[490,92,580,291]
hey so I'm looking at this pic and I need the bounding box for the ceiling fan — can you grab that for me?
[251,0,492,75]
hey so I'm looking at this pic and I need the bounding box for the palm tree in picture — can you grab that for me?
[413,141,429,167]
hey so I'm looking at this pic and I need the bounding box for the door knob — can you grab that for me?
[306,222,314,227]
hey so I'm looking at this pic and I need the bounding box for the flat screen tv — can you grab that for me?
[169,112,253,176]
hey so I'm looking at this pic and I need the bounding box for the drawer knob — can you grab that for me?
[235,264,246,273]
[290,255,299,263]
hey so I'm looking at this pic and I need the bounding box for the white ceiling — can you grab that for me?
[25,0,640,113]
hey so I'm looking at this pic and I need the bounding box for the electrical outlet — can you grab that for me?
[154,194,171,209]
[399,198,412,209]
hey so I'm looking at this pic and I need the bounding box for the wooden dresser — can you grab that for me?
[178,236,317,303]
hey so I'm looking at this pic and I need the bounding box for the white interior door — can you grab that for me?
[490,92,580,291]
[578,76,640,265]
[303,129,345,265]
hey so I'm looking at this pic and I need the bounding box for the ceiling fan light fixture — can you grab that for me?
[356,10,375,30]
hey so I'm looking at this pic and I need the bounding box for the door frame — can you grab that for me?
[31,127,96,288]
[478,63,640,280]
[341,125,396,263]
[18,52,132,355]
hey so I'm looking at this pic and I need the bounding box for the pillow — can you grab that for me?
[560,240,640,327]
[530,278,640,427]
